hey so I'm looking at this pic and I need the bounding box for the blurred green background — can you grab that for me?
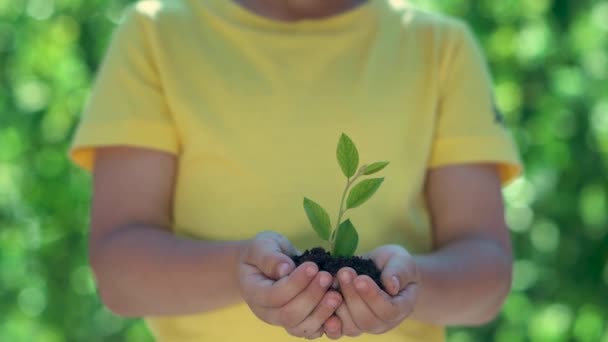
[1,0,607,341]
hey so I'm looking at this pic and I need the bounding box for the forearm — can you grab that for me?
[90,224,247,317]
[410,236,512,325]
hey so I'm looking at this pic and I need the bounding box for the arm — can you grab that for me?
[90,146,341,334]
[89,146,247,316]
[411,163,512,325]
[324,163,513,337]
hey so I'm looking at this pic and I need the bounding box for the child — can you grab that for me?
[69,0,522,340]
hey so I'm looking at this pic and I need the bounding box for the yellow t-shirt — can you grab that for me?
[69,0,522,341]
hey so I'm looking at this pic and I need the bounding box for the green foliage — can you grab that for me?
[404,0,608,341]
[304,133,388,256]
[333,219,359,257]
[0,0,150,340]
[303,133,388,256]
[362,161,389,175]
[1,0,607,341]
[346,177,385,209]
[336,133,359,178]
[303,197,332,241]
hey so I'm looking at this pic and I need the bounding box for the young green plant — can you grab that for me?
[303,133,389,257]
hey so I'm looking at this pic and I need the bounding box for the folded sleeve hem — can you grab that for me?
[69,119,179,172]
[429,136,523,186]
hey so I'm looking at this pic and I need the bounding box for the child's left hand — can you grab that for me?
[323,245,420,339]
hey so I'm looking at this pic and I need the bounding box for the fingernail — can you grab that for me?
[320,274,332,287]
[392,276,400,291]
[277,263,290,278]
[355,279,368,291]
[340,272,352,284]
[326,298,339,308]
[306,265,317,277]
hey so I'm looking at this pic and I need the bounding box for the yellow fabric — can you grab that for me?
[69,0,522,341]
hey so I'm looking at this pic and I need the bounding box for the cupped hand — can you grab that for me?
[323,245,419,339]
[238,231,342,339]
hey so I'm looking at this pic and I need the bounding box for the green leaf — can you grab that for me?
[363,161,389,175]
[334,219,359,257]
[346,178,384,209]
[336,133,359,178]
[303,197,332,241]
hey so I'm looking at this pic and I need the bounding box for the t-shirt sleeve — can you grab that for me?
[69,6,179,172]
[429,20,522,185]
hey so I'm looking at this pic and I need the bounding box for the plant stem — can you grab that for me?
[331,167,366,253]
[331,178,350,249]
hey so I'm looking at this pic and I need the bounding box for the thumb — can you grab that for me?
[255,231,299,257]
[380,254,416,296]
[249,233,297,280]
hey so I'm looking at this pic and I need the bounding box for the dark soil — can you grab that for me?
[291,247,384,291]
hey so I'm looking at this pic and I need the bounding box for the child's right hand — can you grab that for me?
[238,231,341,339]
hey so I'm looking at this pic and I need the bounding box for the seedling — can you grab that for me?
[302,133,389,257]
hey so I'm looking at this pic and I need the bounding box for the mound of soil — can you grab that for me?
[291,247,384,291]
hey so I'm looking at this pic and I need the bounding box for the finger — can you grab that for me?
[254,262,319,308]
[256,231,299,257]
[379,253,414,296]
[337,268,383,333]
[354,275,417,325]
[273,271,333,328]
[366,245,404,269]
[304,327,324,340]
[323,315,343,340]
[239,261,275,300]
[285,327,324,340]
[245,237,296,280]
[335,303,362,337]
[286,289,341,337]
